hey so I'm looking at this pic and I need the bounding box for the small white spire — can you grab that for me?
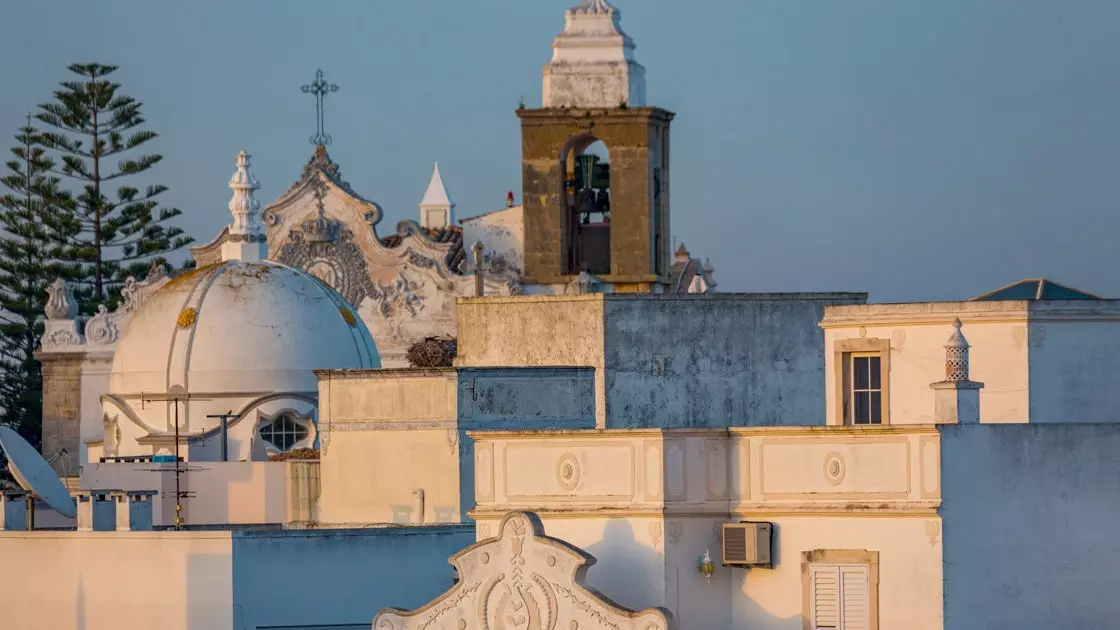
[419,162,455,229]
[222,150,267,262]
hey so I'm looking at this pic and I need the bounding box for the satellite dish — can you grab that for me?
[0,427,76,518]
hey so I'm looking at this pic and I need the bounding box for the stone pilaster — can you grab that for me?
[39,353,84,473]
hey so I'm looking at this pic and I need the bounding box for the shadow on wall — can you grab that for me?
[728,522,802,630]
[76,576,85,630]
[584,520,663,612]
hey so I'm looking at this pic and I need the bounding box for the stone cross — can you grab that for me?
[301,69,339,147]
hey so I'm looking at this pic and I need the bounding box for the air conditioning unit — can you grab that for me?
[722,521,773,568]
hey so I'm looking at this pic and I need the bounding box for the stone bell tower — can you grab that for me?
[519,0,673,293]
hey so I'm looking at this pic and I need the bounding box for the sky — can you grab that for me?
[2,0,1119,302]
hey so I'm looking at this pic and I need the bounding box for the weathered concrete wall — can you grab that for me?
[40,353,83,473]
[941,423,1120,629]
[603,294,865,427]
[458,293,865,428]
[457,295,608,425]
[231,526,473,630]
[0,530,234,630]
[1027,321,1120,422]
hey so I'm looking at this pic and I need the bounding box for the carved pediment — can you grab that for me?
[373,511,673,630]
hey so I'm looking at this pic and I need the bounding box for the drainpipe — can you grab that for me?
[412,489,425,525]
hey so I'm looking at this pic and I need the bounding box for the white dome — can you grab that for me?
[110,259,379,397]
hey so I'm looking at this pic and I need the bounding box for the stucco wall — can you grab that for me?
[733,517,943,630]
[457,295,607,425]
[1027,321,1120,422]
[458,293,865,428]
[603,294,864,427]
[82,462,289,527]
[824,320,1030,424]
[472,426,939,629]
[317,367,595,525]
[461,205,524,277]
[0,531,234,630]
[231,526,474,630]
[940,423,1120,629]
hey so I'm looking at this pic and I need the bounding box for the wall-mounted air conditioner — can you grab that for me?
[722,521,773,568]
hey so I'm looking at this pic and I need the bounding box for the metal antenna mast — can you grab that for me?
[139,388,211,530]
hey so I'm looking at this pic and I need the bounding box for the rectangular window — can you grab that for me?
[809,563,871,630]
[849,354,882,425]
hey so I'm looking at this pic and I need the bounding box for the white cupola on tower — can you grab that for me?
[221,150,267,262]
[543,0,647,109]
[419,162,455,229]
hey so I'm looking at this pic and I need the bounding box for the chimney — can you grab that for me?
[929,318,984,424]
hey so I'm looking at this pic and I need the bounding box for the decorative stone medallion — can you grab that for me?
[823,452,846,486]
[557,454,581,491]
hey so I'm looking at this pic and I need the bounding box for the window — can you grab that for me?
[832,339,890,426]
[803,550,879,630]
[259,413,309,452]
[849,354,882,424]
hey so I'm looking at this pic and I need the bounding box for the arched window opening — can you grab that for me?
[259,413,310,452]
[562,138,611,275]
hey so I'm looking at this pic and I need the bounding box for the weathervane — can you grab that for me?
[301,69,340,147]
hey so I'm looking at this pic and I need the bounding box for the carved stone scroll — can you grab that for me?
[373,511,673,630]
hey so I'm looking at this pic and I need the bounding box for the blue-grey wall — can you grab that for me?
[603,293,865,427]
[941,424,1120,630]
[231,525,474,629]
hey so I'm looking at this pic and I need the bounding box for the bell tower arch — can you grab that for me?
[519,0,673,293]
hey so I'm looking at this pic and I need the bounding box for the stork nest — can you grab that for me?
[268,448,320,462]
[406,336,458,368]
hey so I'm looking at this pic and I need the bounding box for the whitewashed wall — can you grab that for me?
[461,206,524,277]
[1027,321,1120,422]
[0,531,235,630]
[472,426,942,629]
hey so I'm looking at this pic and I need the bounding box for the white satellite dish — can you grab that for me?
[0,427,76,518]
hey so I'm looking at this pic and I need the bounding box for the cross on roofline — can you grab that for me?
[301,69,340,147]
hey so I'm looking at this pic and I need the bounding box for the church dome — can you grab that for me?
[109,259,379,396]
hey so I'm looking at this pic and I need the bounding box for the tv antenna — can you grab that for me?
[206,411,238,462]
[139,387,211,530]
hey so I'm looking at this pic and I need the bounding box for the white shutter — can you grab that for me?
[840,565,870,630]
[810,564,871,630]
[810,565,840,629]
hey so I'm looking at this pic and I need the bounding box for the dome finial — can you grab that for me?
[223,150,267,262]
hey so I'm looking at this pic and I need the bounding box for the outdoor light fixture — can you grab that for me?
[699,550,716,583]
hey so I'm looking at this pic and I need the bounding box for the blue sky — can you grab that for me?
[2,0,1119,301]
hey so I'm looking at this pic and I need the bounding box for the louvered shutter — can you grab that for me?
[840,565,870,630]
[810,565,840,629]
[810,564,871,630]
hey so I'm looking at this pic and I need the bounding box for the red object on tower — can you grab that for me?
[507,191,515,208]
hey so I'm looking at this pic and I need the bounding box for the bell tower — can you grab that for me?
[519,0,673,293]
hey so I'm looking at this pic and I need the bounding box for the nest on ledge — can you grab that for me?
[406,336,458,368]
[268,448,320,462]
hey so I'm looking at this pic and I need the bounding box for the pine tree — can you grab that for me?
[0,117,70,447]
[37,63,192,310]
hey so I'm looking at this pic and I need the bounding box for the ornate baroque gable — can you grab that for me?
[257,147,518,365]
[40,262,172,353]
[373,511,673,630]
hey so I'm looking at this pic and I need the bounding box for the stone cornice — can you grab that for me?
[468,424,938,441]
[516,106,676,124]
[458,292,867,307]
[821,299,1120,328]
